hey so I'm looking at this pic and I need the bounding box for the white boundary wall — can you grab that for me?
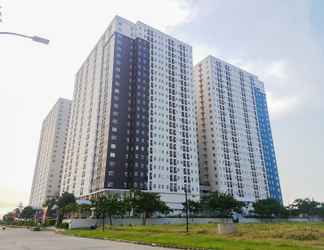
[64,217,322,229]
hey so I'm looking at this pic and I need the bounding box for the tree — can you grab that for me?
[120,190,135,217]
[317,203,324,219]
[56,192,76,225]
[288,198,320,218]
[203,191,244,217]
[182,199,202,216]
[253,198,287,218]
[13,208,21,219]
[92,196,108,231]
[57,192,76,209]
[79,204,91,218]
[105,194,123,226]
[20,206,35,220]
[43,198,57,218]
[64,203,79,218]
[92,195,122,230]
[2,212,14,224]
[133,191,172,225]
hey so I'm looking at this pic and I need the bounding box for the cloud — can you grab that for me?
[266,61,288,80]
[171,0,324,116]
[267,94,300,120]
[170,0,324,203]
[0,0,192,208]
[0,0,323,206]
[0,187,26,206]
[0,201,17,208]
[237,60,301,119]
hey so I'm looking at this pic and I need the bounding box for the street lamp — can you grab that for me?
[0,32,49,44]
[184,184,189,233]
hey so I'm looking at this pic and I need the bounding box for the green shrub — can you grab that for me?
[57,222,69,229]
[4,220,37,227]
[43,219,56,227]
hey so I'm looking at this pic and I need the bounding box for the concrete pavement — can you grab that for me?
[0,227,175,250]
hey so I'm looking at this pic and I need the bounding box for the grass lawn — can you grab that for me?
[63,222,324,250]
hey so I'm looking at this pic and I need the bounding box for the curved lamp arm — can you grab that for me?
[0,32,49,44]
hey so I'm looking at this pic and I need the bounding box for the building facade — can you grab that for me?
[61,16,199,209]
[254,82,282,202]
[29,98,71,208]
[195,56,281,203]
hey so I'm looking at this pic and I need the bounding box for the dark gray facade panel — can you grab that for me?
[104,32,150,190]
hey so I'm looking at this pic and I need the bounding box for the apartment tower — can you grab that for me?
[195,56,282,203]
[29,98,71,208]
[61,16,199,209]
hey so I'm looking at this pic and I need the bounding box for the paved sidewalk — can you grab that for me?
[0,227,175,250]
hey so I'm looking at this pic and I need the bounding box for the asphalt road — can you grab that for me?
[0,227,175,250]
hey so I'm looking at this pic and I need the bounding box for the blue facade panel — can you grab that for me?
[254,86,283,203]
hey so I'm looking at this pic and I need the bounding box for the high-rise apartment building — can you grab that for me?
[195,56,282,203]
[29,98,71,208]
[61,16,199,209]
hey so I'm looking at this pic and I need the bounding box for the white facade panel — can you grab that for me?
[29,98,71,208]
[195,56,269,202]
[61,16,200,208]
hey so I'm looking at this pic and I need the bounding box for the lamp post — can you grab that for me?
[0,32,49,44]
[184,184,189,233]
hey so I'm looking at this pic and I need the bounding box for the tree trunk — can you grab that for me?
[143,212,147,226]
[55,212,60,227]
[56,210,64,226]
[102,215,105,231]
[109,215,112,226]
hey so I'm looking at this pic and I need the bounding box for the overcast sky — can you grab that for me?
[0,0,323,216]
